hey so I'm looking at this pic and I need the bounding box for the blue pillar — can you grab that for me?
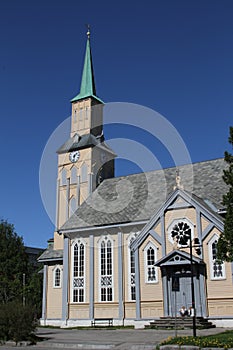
[62,237,69,322]
[41,265,48,323]
[89,235,94,319]
[135,248,141,320]
[118,231,124,320]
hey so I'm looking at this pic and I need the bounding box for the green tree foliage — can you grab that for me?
[218,126,233,262]
[0,220,42,316]
[0,301,36,343]
[0,220,27,303]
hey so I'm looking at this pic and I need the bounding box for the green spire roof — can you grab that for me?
[71,35,103,103]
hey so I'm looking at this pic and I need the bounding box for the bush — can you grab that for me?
[0,301,37,343]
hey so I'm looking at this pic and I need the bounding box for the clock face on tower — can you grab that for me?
[69,150,80,163]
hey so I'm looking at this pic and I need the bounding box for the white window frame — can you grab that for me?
[127,232,138,301]
[53,265,62,288]
[144,242,158,284]
[208,233,226,280]
[98,235,114,302]
[71,238,86,303]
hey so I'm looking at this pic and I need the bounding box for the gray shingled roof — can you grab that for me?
[57,133,116,155]
[38,248,63,262]
[60,158,228,231]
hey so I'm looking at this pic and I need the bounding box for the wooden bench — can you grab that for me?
[91,318,113,327]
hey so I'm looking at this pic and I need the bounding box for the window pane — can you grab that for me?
[79,243,84,277]
[131,286,136,301]
[73,244,79,277]
[73,289,78,303]
[55,268,60,287]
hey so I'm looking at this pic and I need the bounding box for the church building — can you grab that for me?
[39,31,233,328]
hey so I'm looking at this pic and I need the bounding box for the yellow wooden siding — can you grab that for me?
[139,236,163,302]
[153,221,162,235]
[141,301,163,318]
[69,304,90,319]
[124,302,136,318]
[201,215,211,232]
[208,298,233,316]
[94,303,119,318]
[46,265,62,319]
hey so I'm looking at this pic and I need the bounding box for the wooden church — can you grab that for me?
[39,31,233,328]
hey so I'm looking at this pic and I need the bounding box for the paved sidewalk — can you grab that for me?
[1,327,232,350]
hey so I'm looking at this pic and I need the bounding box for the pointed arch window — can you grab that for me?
[128,233,138,301]
[70,167,77,184]
[69,197,76,217]
[79,108,83,121]
[85,107,89,120]
[53,266,62,288]
[60,168,67,186]
[144,243,158,283]
[73,109,77,123]
[72,241,85,303]
[208,235,225,280]
[100,238,113,301]
[80,163,88,183]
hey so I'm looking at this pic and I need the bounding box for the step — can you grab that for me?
[145,317,215,330]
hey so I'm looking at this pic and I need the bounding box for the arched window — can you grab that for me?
[73,109,77,123]
[69,197,76,217]
[208,235,225,280]
[60,168,67,186]
[70,167,77,184]
[100,238,113,301]
[79,108,83,121]
[53,266,61,288]
[144,243,158,283]
[85,107,89,120]
[128,233,138,301]
[72,241,85,302]
[80,163,88,183]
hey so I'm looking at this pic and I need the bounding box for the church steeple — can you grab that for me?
[71,28,103,103]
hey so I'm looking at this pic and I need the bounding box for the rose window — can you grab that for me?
[171,221,192,246]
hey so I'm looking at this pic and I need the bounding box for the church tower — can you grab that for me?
[54,29,115,249]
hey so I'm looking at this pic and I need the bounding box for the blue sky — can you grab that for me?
[0,0,233,248]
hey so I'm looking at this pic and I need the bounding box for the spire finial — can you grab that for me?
[174,168,184,190]
[86,24,91,39]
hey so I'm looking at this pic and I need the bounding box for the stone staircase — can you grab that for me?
[145,316,216,329]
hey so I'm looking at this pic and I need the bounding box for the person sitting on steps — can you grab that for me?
[179,306,188,317]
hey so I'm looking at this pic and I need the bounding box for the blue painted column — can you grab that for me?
[161,214,166,256]
[118,231,124,320]
[135,248,141,320]
[62,237,69,322]
[41,264,48,324]
[89,235,94,319]
[196,209,203,259]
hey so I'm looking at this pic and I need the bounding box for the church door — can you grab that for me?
[170,274,192,316]
[163,264,206,317]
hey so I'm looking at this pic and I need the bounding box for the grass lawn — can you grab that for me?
[158,330,233,349]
